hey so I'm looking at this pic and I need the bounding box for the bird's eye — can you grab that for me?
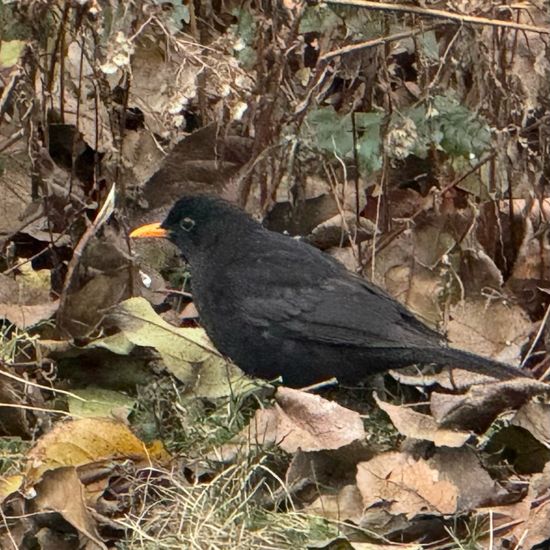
[180,216,195,232]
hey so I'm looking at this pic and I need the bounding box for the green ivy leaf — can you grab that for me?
[306,107,354,158]
[419,31,440,61]
[392,95,491,160]
[305,108,382,173]
[432,95,490,157]
[233,8,256,46]
[355,112,383,171]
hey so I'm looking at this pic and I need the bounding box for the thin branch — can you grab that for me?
[364,153,497,265]
[324,0,550,35]
[320,23,441,61]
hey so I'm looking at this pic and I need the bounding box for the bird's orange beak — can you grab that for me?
[129,222,168,239]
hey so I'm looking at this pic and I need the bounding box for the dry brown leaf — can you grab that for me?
[0,372,30,437]
[306,484,364,523]
[230,387,365,454]
[179,301,199,320]
[286,443,374,493]
[0,156,32,237]
[459,247,503,296]
[357,451,458,519]
[265,193,340,236]
[272,387,365,452]
[487,496,550,549]
[486,425,550,474]
[139,124,252,215]
[509,200,550,282]
[447,299,532,365]
[30,467,106,549]
[428,447,502,511]
[0,301,59,329]
[531,462,550,497]
[375,230,445,328]
[0,273,58,328]
[476,500,531,541]
[431,378,548,432]
[512,401,550,447]
[308,212,375,250]
[57,223,139,339]
[374,394,471,447]
[129,43,198,136]
[480,463,550,547]
[120,129,165,190]
[355,507,412,541]
[34,527,80,550]
[510,503,550,550]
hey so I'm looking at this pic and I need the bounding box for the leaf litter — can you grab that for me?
[0,2,549,549]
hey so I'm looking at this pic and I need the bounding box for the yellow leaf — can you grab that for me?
[25,417,161,485]
[0,40,26,68]
[0,474,23,502]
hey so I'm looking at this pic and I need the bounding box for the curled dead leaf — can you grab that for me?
[30,467,106,549]
[512,402,550,448]
[374,394,471,447]
[431,378,548,432]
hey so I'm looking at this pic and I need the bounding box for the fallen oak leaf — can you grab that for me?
[447,299,532,365]
[390,367,497,390]
[0,273,58,328]
[272,387,365,451]
[428,447,504,511]
[306,484,364,523]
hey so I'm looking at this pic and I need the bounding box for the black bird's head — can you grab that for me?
[130,195,259,261]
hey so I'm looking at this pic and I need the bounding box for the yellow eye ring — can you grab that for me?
[180,217,195,231]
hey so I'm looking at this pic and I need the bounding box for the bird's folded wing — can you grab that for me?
[241,274,443,349]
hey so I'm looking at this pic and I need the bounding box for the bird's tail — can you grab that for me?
[434,346,532,380]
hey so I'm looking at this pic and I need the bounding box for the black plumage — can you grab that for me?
[136,195,528,387]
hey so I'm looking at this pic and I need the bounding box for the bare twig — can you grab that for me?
[0,368,87,401]
[0,128,24,154]
[364,153,497,266]
[56,184,116,331]
[523,298,550,372]
[320,23,442,61]
[324,0,550,35]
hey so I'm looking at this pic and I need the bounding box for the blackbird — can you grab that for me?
[131,195,528,387]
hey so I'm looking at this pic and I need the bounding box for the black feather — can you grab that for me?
[161,195,530,387]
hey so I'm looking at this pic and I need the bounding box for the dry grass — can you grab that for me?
[113,378,343,549]
[116,455,336,549]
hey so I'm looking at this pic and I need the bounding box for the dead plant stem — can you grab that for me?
[324,0,549,35]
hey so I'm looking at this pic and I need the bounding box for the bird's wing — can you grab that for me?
[238,244,443,350]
